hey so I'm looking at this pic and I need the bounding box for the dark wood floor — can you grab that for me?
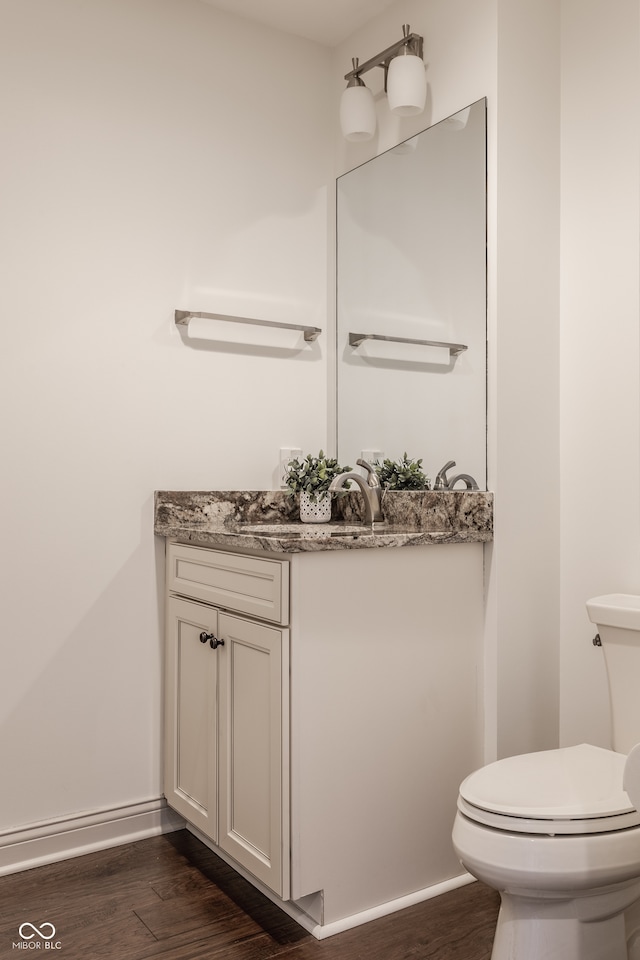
[0,830,499,960]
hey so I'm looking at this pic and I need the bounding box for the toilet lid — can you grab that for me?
[459,743,640,835]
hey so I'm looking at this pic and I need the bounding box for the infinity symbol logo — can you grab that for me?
[19,922,56,940]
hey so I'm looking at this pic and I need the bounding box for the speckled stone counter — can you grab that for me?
[154,489,493,553]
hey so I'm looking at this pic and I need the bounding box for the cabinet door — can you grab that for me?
[164,596,219,841]
[217,613,289,898]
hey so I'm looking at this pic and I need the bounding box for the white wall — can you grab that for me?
[0,0,332,833]
[334,0,640,762]
[559,0,640,748]
[492,0,561,758]
[334,0,562,762]
[2,0,635,855]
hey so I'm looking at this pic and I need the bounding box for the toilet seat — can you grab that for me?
[459,743,640,836]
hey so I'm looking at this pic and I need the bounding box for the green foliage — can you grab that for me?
[374,453,431,490]
[284,451,352,502]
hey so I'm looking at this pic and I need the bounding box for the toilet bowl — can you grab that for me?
[452,595,640,960]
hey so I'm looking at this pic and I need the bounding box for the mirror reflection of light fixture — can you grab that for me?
[444,106,471,130]
[340,25,426,141]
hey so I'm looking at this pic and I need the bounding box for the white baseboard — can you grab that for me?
[187,825,476,940]
[302,873,478,939]
[0,798,185,877]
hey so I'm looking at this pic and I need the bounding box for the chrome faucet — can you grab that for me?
[434,460,456,490]
[329,459,386,526]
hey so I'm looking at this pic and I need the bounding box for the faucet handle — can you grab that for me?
[434,460,456,490]
[356,459,381,486]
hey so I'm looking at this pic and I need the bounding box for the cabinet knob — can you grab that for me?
[199,631,224,650]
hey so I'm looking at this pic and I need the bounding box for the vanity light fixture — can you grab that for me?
[340,25,426,141]
[340,59,377,142]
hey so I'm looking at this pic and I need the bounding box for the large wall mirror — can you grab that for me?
[336,98,487,489]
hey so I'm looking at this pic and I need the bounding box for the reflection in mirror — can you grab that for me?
[336,99,487,490]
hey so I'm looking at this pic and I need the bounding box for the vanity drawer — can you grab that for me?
[167,542,289,625]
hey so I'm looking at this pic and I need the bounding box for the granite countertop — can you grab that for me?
[154,489,493,554]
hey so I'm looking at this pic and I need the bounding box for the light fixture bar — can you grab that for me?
[344,26,423,85]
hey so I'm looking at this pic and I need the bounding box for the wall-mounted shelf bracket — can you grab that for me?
[175,310,321,343]
[349,332,467,358]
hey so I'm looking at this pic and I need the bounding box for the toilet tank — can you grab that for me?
[587,594,640,754]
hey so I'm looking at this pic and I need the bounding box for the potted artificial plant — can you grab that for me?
[284,451,351,522]
[374,453,431,490]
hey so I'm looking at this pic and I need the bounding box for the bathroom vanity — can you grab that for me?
[155,489,493,936]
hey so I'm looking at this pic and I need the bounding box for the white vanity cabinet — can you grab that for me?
[164,542,290,898]
[163,536,485,935]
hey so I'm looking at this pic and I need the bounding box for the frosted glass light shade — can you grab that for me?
[387,54,427,117]
[340,84,376,141]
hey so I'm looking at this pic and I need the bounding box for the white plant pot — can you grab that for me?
[299,491,332,523]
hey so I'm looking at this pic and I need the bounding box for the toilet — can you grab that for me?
[452,594,640,960]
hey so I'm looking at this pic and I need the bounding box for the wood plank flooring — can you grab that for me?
[0,830,499,960]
